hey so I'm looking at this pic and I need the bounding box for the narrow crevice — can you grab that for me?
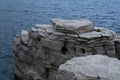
[14,73,23,80]
[92,48,97,55]
[46,68,49,78]
[114,41,120,59]
[61,41,67,55]
[102,44,107,55]
[38,37,41,41]
[96,76,100,80]
[81,48,85,54]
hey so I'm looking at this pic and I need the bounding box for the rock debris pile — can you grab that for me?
[13,18,120,80]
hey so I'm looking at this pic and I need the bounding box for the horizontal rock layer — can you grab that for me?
[13,18,120,80]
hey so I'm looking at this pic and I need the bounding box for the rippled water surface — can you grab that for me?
[0,0,120,80]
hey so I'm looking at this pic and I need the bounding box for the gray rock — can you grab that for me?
[79,27,116,40]
[13,18,120,80]
[79,31,102,40]
[95,27,116,39]
[104,45,116,57]
[41,38,64,50]
[14,35,21,45]
[93,46,105,55]
[58,55,120,80]
[35,45,46,60]
[115,41,120,59]
[30,27,49,38]
[48,69,60,80]
[24,68,42,80]
[17,52,33,64]
[51,18,94,33]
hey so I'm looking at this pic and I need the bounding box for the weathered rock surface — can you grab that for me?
[58,55,120,80]
[51,18,94,33]
[13,18,120,80]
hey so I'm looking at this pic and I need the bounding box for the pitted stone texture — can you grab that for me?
[58,55,120,80]
[51,18,94,33]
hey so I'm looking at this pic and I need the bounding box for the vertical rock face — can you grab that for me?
[58,55,120,80]
[13,18,120,80]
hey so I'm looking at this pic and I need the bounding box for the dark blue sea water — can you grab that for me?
[0,0,120,80]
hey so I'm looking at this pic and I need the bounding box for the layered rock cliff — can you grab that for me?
[13,18,120,80]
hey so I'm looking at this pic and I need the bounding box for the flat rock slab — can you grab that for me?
[77,27,116,40]
[51,19,94,33]
[58,55,120,80]
[35,24,54,34]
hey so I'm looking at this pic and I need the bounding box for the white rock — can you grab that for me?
[35,24,54,34]
[20,30,29,44]
[95,27,116,39]
[58,55,120,80]
[78,27,116,40]
[30,27,49,38]
[79,31,102,39]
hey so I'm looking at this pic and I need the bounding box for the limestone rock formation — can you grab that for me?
[58,55,120,80]
[13,18,120,80]
[51,18,94,33]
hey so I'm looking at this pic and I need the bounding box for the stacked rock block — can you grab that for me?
[13,18,120,80]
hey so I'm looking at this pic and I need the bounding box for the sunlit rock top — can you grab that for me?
[51,18,94,33]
